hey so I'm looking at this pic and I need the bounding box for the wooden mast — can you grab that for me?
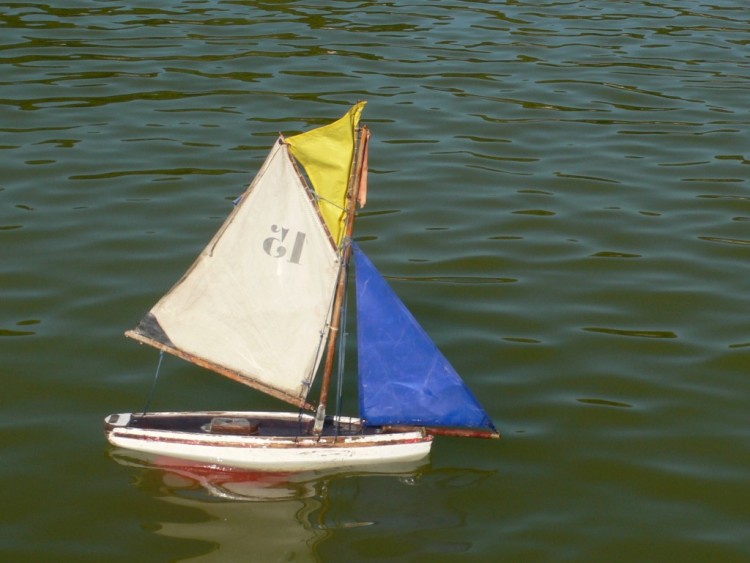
[311,123,499,441]
[313,125,370,434]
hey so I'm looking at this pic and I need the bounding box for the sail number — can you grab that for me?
[263,225,306,265]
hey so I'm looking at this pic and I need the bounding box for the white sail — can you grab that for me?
[128,138,339,407]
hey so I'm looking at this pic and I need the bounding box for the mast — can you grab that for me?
[313,125,370,434]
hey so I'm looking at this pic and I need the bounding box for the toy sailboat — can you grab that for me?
[104,102,499,472]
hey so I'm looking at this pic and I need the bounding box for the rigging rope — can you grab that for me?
[313,192,346,213]
[141,350,165,415]
[333,251,350,437]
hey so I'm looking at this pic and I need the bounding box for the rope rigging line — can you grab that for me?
[314,191,346,212]
[333,248,351,437]
[141,350,165,415]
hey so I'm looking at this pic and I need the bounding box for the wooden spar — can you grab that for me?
[385,425,502,440]
[313,125,370,434]
[124,330,316,411]
[425,427,502,440]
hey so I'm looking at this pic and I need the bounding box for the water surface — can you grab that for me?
[2,1,749,561]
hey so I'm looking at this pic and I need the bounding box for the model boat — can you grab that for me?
[104,102,499,472]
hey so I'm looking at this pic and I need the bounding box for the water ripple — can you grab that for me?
[583,327,679,339]
[2,1,750,561]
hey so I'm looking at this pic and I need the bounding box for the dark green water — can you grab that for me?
[2,1,749,561]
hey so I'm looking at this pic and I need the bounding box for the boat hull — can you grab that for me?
[104,411,432,472]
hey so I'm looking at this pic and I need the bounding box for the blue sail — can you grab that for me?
[353,243,495,430]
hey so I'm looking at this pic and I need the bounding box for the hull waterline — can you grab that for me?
[105,411,433,472]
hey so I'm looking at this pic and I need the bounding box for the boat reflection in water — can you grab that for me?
[109,448,429,561]
[109,447,427,502]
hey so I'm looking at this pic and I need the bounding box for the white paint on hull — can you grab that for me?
[105,411,433,472]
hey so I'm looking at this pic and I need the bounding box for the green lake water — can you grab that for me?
[2,1,749,561]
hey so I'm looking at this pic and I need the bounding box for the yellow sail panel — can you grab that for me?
[287,101,366,246]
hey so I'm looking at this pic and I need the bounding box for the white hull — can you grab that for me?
[105,411,432,472]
